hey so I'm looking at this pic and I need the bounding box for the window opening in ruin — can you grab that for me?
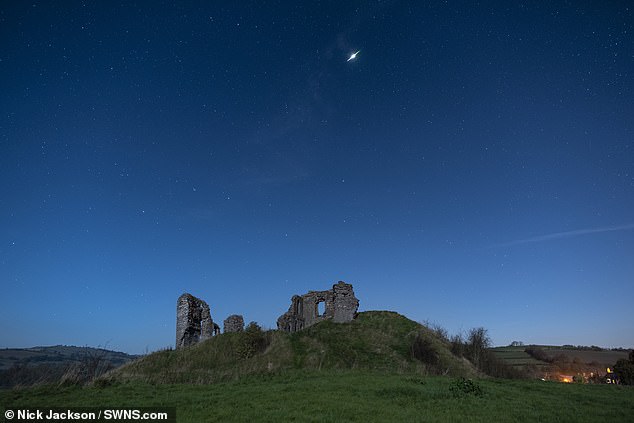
[317,300,326,316]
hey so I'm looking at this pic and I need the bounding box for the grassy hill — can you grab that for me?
[2,312,633,422]
[109,311,476,384]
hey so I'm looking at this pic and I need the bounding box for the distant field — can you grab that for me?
[491,345,628,368]
[490,346,550,369]
[543,348,628,366]
[2,371,633,422]
[0,346,136,370]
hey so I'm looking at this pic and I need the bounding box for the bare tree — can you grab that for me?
[466,327,491,369]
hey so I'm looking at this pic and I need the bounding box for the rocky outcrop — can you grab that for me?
[223,315,245,333]
[175,293,214,349]
[277,281,359,333]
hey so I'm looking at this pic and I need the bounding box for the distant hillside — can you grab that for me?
[539,346,629,367]
[490,345,630,381]
[490,346,552,372]
[0,346,138,387]
[108,311,478,384]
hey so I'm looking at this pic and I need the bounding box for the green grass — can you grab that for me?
[2,371,633,422]
[3,314,633,421]
[111,311,476,384]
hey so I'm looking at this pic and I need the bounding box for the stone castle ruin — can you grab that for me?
[175,293,215,349]
[277,281,359,333]
[223,314,245,333]
[176,281,359,347]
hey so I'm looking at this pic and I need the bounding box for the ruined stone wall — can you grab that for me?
[223,314,245,333]
[332,281,359,323]
[175,293,214,349]
[277,281,359,333]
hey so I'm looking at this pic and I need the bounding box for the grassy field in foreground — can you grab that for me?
[2,371,633,422]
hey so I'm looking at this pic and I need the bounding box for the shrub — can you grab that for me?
[410,331,440,367]
[236,322,270,359]
[479,351,527,379]
[613,353,634,385]
[450,334,465,357]
[450,377,483,397]
[465,327,490,369]
[429,323,449,343]
[58,348,114,386]
[449,328,526,379]
[524,347,550,363]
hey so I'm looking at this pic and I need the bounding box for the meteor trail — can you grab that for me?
[347,50,360,62]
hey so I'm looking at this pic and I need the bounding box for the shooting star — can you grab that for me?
[347,50,360,62]
[492,223,634,248]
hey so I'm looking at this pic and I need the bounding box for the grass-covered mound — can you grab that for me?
[4,313,632,422]
[107,311,476,384]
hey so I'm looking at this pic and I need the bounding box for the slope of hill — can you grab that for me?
[109,311,477,384]
[0,346,138,387]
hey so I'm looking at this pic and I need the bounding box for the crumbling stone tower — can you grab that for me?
[223,314,245,333]
[277,281,359,333]
[176,293,214,349]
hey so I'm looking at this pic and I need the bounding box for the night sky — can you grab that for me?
[1,1,633,354]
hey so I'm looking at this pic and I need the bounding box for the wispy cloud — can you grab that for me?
[495,223,634,247]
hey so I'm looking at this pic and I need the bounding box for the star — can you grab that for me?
[347,50,360,62]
